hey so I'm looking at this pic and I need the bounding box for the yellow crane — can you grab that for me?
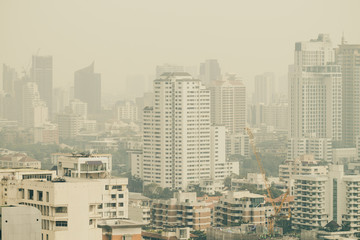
[245,127,290,236]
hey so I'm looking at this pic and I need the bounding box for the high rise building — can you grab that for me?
[142,73,211,189]
[335,40,360,147]
[22,82,48,128]
[199,59,221,86]
[210,74,246,134]
[253,72,275,105]
[156,64,184,78]
[69,98,88,119]
[52,88,69,114]
[287,138,332,162]
[142,73,237,190]
[74,62,101,114]
[2,64,17,94]
[31,55,53,116]
[57,113,81,139]
[289,34,342,142]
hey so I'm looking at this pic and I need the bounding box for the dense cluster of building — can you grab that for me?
[1,33,360,240]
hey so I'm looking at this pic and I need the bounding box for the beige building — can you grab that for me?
[56,153,112,179]
[0,153,41,169]
[214,191,265,227]
[293,165,360,233]
[128,192,151,224]
[279,154,328,184]
[1,178,103,240]
[151,192,212,230]
[210,74,246,135]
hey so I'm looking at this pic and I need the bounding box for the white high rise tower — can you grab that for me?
[289,34,342,142]
[142,72,237,190]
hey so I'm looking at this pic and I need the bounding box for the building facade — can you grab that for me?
[289,34,342,142]
[214,191,266,227]
[151,192,212,231]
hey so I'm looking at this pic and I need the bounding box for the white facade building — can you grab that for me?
[142,73,211,190]
[210,74,246,134]
[289,34,342,142]
[22,82,48,128]
[293,165,360,233]
[287,138,332,162]
[115,101,138,122]
[69,99,87,119]
[279,154,328,185]
[142,73,236,190]
[1,178,103,240]
[57,153,112,179]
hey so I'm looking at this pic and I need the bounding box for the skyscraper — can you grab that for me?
[74,62,101,114]
[31,55,53,116]
[210,74,246,134]
[335,39,360,147]
[22,82,48,128]
[253,72,275,105]
[2,64,17,94]
[142,73,211,189]
[141,72,238,190]
[289,34,342,141]
[199,59,221,86]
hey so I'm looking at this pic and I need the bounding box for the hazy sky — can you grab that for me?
[1,0,360,96]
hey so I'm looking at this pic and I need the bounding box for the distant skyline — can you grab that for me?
[1,0,359,96]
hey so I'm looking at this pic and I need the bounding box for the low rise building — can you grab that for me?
[151,192,212,230]
[214,191,266,227]
[1,177,103,240]
[128,192,151,224]
[0,153,41,169]
[98,219,144,240]
[57,153,112,179]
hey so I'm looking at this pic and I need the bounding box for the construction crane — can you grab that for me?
[245,127,290,236]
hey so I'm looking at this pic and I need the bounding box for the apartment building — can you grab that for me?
[142,72,236,190]
[151,192,212,230]
[292,165,360,233]
[128,192,151,224]
[287,138,332,162]
[289,34,342,141]
[56,153,112,179]
[279,154,328,184]
[214,191,266,227]
[210,74,246,134]
[0,153,41,169]
[56,153,128,219]
[1,178,103,240]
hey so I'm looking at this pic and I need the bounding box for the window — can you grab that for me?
[37,191,43,201]
[118,194,124,198]
[46,192,49,202]
[118,202,124,207]
[112,185,123,191]
[55,207,67,213]
[55,221,68,227]
[28,189,34,200]
[111,194,116,199]
[105,185,109,190]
